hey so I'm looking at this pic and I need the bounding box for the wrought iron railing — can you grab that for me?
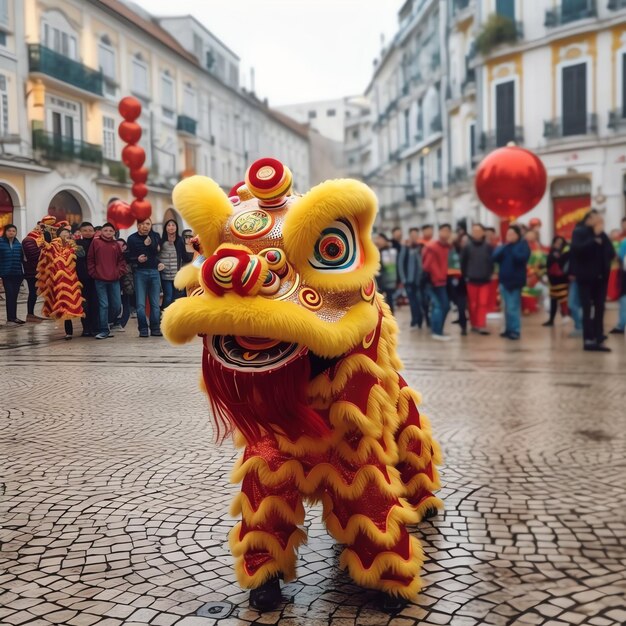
[33,128,103,164]
[28,44,103,96]
[176,115,197,136]
[480,126,524,150]
[544,114,598,138]
[608,109,626,130]
[545,1,596,27]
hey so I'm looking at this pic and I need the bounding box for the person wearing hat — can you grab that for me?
[493,224,531,340]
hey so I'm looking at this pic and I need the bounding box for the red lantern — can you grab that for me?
[475,146,547,221]
[107,200,135,230]
[118,97,142,122]
[130,167,149,184]
[119,121,142,144]
[131,199,152,222]
[132,182,148,200]
[122,145,145,170]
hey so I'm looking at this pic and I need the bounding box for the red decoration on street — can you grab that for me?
[130,167,149,184]
[118,121,142,144]
[122,144,146,170]
[475,146,547,220]
[131,183,148,200]
[107,199,135,230]
[116,96,153,223]
[131,199,152,222]
[118,97,142,122]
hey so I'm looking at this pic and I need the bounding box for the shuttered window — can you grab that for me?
[495,80,515,147]
[496,0,515,21]
[562,63,586,135]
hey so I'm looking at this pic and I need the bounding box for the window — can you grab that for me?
[496,0,515,21]
[0,75,8,136]
[404,109,410,145]
[308,110,317,119]
[98,38,116,99]
[495,80,515,146]
[102,116,116,160]
[206,50,215,71]
[416,100,423,140]
[131,55,149,97]
[622,53,626,118]
[405,161,412,183]
[436,148,442,184]
[42,12,78,59]
[327,109,336,117]
[419,157,425,194]
[161,72,175,120]
[0,32,5,47]
[0,0,8,27]
[183,85,197,119]
[352,129,359,139]
[47,95,80,141]
[469,121,476,163]
[562,63,587,135]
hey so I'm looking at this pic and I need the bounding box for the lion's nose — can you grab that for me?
[202,246,267,297]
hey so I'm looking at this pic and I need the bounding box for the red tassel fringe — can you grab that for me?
[202,345,331,444]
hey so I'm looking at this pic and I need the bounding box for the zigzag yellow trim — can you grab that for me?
[339,535,424,599]
[401,465,442,497]
[322,493,420,547]
[231,492,306,527]
[231,455,405,500]
[233,558,283,589]
[275,426,345,457]
[397,387,424,421]
[328,384,399,439]
[397,425,434,471]
[307,354,386,403]
[333,429,399,466]
[229,523,306,582]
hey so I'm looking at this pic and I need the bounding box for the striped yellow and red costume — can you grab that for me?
[162,158,443,600]
[36,228,83,321]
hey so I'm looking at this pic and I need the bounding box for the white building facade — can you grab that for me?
[364,0,626,240]
[0,0,309,237]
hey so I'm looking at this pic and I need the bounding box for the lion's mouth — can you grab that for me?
[205,334,307,372]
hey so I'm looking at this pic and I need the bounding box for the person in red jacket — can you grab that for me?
[422,224,453,341]
[21,222,46,322]
[87,222,126,339]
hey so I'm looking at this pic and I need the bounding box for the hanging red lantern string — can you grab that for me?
[117,96,152,223]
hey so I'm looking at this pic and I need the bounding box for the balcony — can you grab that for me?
[176,115,197,136]
[32,128,103,165]
[480,126,524,150]
[545,2,596,27]
[28,44,103,97]
[476,15,522,56]
[608,0,626,9]
[608,109,626,131]
[544,114,598,139]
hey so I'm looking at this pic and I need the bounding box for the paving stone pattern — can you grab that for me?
[1,310,625,626]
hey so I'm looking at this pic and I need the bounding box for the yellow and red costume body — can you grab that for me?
[162,158,443,600]
[36,235,84,321]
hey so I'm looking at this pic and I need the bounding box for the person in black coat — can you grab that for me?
[75,222,99,336]
[570,210,616,352]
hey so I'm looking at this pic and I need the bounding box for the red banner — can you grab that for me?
[553,195,590,240]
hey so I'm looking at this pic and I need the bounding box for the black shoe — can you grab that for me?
[13,318,26,324]
[451,319,460,325]
[500,331,509,338]
[461,328,468,336]
[151,330,163,337]
[507,333,520,341]
[139,330,149,338]
[81,332,93,337]
[249,577,282,612]
[609,327,625,335]
[542,320,554,327]
[585,342,611,352]
[378,592,409,613]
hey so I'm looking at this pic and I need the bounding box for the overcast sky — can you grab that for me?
[132,0,403,106]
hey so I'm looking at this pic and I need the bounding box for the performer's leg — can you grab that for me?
[394,380,443,519]
[323,481,424,599]
[230,438,306,589]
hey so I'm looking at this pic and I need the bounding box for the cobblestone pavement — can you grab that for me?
[1,306,625,626]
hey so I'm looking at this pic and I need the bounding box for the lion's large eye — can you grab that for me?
[309,218,362,272]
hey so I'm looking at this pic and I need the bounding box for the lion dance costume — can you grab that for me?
[36,219,84,321]
[162,158,443,609]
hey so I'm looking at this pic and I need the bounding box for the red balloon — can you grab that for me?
[475,146,547,220]
[131,199,152,222]
[132,183,148,200]
[122,145,145,170]
[107,200,135,230]
[130,167,149,184]
[119,121,142,144]
[118,97,142,122]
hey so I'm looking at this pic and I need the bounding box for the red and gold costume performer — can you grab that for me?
[36,221,84,322]
[162,158,443,611]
